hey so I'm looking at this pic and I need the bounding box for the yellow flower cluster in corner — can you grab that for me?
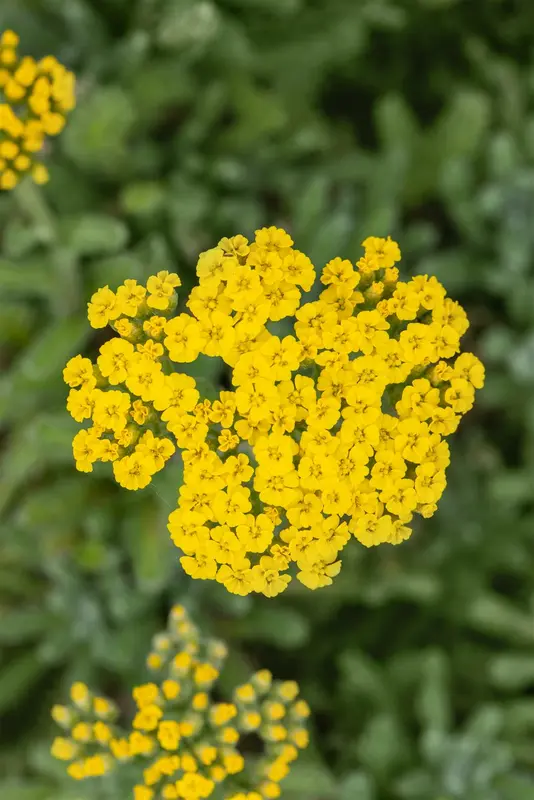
[0,29,75,189]
[63,228,485,597]
[51,604,309,800]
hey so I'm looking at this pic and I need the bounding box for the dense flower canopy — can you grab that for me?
[51,605,309,800]
[64,228,484,596]
[0,29,75,188]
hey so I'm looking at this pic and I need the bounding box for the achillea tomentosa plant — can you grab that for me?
[0,29,75,189]
[63,228,484,597]
[51,604,309,800]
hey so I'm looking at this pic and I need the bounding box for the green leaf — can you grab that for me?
[465,704,504,740]
[375,93,419,158]
[45,248,82,317]
[60,214,130,256]
[432,89,491,161]
[63,86,137,175]
[466,594,534,645]
[0,258,53,299]
[357,713,409,777]
[121,493,178,592]
[120,181,167,216]
[337,650,389,706]
[216,648,254,697]
[94,613,157,675]
[127,57,194,123]
[0,413,78,515]
[305,204,356,269]
[0,317,89,426]
[1,219,43,258]
[415,248,484,293]
[418,0,462,6]
[0,567,39,598]
[510,332,534,386]
[416,649,452,732]
[11,177,56,244]
[291,173,331,241]
[232,605,310,649]
[191,374,220,403]
[229,79,288,147]
[282,759,337,798]
[339,771,376,800]
[134,233,176,279]
[89,252,146,292]
[13,477,89,532]
[6,316,88,386]
[0,608,53,645]
[149,454,184,510]
[394,770,434,799]
[156,2,220,51]
[0,783,53,800]
[489,470,534,509]
[488,131,520,179]
[489,654,534,690]
[498,773,534,798]
[503,699,534,734]
[0,652,43,714]
[0,300,34,345]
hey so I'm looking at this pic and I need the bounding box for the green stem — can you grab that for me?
[51,245,82,317]
[13,177,56,245]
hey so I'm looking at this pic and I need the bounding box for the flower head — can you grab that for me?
[65,230,484,596]
[51,606,308,799]
[0,30,75,189]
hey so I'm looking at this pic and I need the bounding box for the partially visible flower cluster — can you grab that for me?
[64,227,484,596]
[0,29,75,189]
[51,604,309,800]
[63,270,183,488]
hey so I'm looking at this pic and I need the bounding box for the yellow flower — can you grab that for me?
[164,315,203,363]
[0,32,75,189]
[361,235,401,268]
[176,773,214,799]
[134,788,154,800]
[93,721,112,744]
[88,287,121,329]
[162,680,181,700]
[157,720,181,751]
[66,761,86,780]
[72,722,92,742]
[52,606,308,799]
[51,704,72,727]
[51,737,78,761]
[147,275,177,310]
[133,704,163,732]
[66,230,481,596]
[113,453,154,490]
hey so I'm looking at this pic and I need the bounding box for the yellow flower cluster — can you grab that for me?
[64,227,484,596]
[63,271,183,487]
[51,604,309,800]
[0,29,75,189]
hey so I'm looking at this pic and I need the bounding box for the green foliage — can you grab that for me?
[1,0,534,797]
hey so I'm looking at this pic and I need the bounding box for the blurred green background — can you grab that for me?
[1,0,534,798]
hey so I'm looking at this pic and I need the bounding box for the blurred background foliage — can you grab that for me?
[0,0,534,798]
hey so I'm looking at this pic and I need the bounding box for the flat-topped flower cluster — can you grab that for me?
[63,228,484,596]
[0,29,75,188]
[51,604,309,800]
